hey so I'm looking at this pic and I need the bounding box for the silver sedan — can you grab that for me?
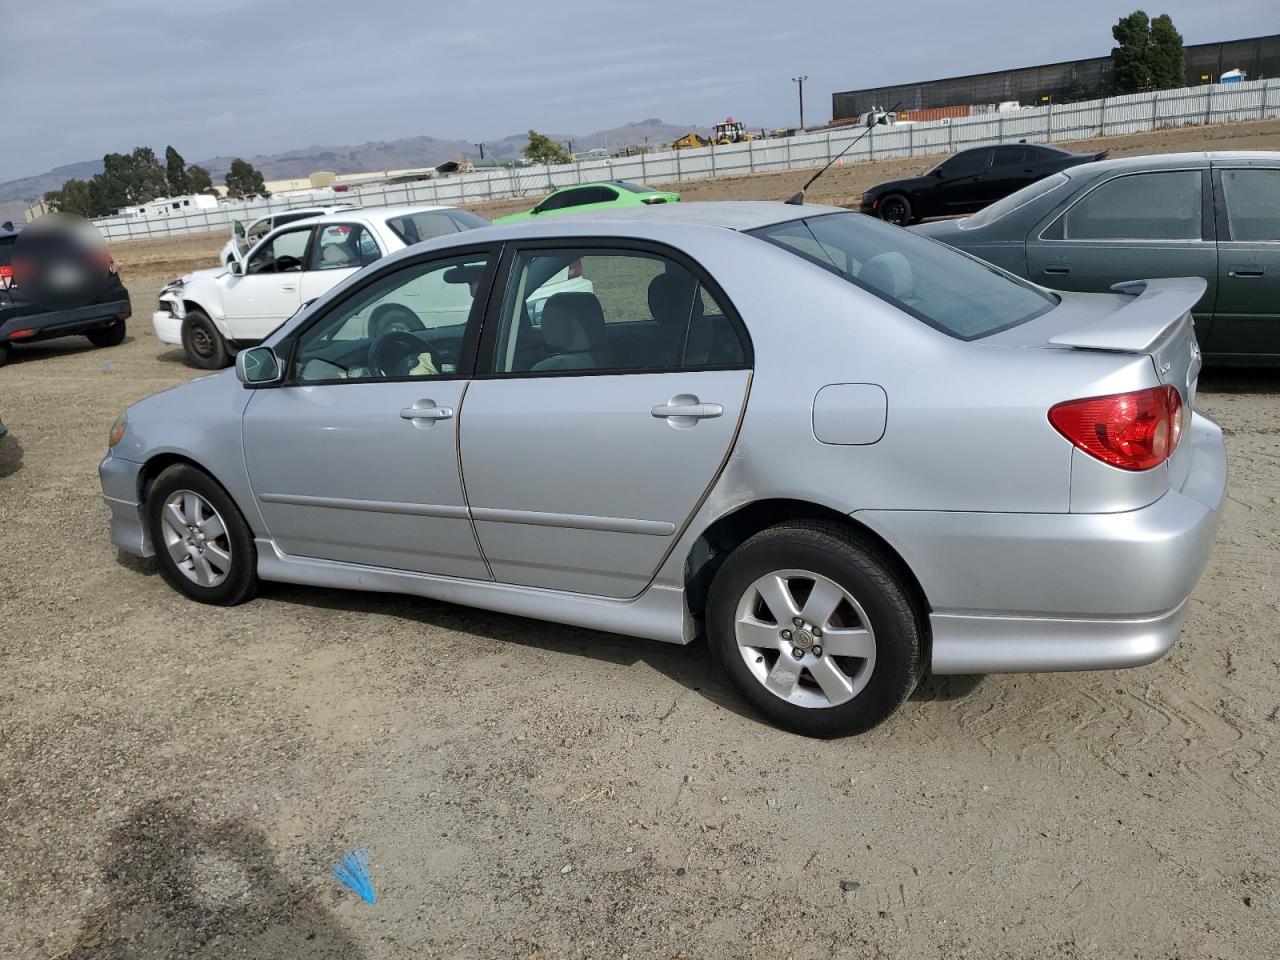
[100,202,1226,737]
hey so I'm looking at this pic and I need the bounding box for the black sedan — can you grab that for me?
[860,143,1107,225]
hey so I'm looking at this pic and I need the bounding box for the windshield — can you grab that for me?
[963,173,1069,229]
[750,212,1056,340]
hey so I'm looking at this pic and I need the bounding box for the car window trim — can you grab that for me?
[275,241,503,387]
[473,235,754,379]
[1038,167,1214,244]
[1212,165,1280,244]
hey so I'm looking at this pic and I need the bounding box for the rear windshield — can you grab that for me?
[613,181,657,194]
[963,173,1069,229]
[750,212,1056,340]
[385,209,488,245]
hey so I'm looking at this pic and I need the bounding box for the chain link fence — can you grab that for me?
[95,77,1279,242]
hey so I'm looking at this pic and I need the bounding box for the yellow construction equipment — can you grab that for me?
[712,118,755,144]
[672,132,709,150]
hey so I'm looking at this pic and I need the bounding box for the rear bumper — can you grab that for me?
[99,452,153,558]
[152,309,182,346]
[860,412,1227,674]
[1,297,132,342]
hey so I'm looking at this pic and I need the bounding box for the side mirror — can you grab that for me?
[228,259,244,276]
[235,346,283,386]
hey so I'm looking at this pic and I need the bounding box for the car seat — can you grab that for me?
[531,292,614,371]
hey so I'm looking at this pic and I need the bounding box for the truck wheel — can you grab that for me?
[706,520,923,738]
[146,464,258,606]
[182,309,230,369]
[87,319,127,348]
[878,194,913,226]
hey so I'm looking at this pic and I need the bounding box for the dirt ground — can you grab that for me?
[2,119,1280,959]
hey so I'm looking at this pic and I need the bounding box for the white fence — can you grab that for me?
[95,77,1280,242]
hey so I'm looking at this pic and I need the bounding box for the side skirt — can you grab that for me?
[255,538,693,645]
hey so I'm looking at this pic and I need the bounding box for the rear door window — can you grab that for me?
[1220,168,1280,241]
[1060,170,1203,241]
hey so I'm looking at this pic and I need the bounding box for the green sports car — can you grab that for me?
[492,180,680,223]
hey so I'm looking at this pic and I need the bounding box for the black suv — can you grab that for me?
[860,143,1107,226]
[0,221,132,366]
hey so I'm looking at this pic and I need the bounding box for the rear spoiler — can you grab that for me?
[1047,277,1206,352]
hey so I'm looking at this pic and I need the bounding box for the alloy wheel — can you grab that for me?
[160,489,233,587]
[734,569,876,708]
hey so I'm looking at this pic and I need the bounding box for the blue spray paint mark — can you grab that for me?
[332,850,377,904]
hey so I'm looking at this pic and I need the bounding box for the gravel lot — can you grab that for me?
[3,120,1280,959]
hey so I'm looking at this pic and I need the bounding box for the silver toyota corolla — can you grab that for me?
[99,202,1226,737]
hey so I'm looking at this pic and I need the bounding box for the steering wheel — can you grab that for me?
[369,331,439,378]
[273,255,303,273]
[369,303,426,338]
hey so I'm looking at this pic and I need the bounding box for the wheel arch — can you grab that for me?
[138,451,238,511]
[682,498,932,650]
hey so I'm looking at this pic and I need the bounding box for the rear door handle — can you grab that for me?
[281,283,297,291]
[1228,267,1265,278]
[1044,266,1071,275]
[651,395,723,425]
[400,400,454,422]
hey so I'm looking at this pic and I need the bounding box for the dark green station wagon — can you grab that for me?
[912,152,1280,365]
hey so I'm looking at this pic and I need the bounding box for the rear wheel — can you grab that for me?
[87,318,126,348]
[0,342,9,367]
[878,194,913,226]
[146,464,258,606]
[707,521,923,737]
[182,308,230,369]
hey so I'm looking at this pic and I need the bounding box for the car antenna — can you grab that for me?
[785,101,903,206]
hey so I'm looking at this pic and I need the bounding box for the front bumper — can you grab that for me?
[859,412,1227,674]
[99,453,153,558]
[152,308,182,345]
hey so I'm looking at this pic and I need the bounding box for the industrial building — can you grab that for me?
[832,33,1280,121]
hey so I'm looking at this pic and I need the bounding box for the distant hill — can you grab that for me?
[0,119,706,222]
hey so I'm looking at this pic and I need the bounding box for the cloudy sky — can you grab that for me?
[4,0,1275,181]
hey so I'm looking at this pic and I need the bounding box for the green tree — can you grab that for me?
[185,164,214,195]
[1111,10,1153,95]
[224,158,270,198]
[78,147,168,216]
[523,130,571,165]
[43,178,94,217]
[164,145,189,194]
[1149,14,1185,89]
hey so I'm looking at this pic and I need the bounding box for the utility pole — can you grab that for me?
[792,75,808,132]
[476,142,485,159]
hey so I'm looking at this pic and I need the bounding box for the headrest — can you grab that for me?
[646,270,699,327]
[541,292,605,353]
[860,251,915,301]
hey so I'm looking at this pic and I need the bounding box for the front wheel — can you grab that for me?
[707,521,923,737]
[146,464,258,606]
[181,308,230,369]
[878,194,913,226]
[87,318,127,348]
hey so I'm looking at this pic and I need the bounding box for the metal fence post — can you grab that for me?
[1099,97,1107,137]
[1047,101,1053,140]
[948,121,954,152]
[711,142,716,177]
[869,125,874,159]
[908,124,914,157]
[748,140,755,174]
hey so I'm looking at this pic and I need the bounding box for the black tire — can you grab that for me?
[182,308,230,370]
[706,520,923,738]
[146,464,258,606]
[878,194,913,226]
[0,342,9,367]
[87,318,127,348]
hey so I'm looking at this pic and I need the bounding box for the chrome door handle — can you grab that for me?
[651,395,723,422]
[400,400,454,422]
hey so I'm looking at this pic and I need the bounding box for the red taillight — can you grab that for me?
[7,328,35,340]
[567,259,582,279]
[0,264,10,290]
[1049,385,1183,471]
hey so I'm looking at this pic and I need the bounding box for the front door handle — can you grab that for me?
[1044,265,1071,275]
[400,399,454,423]
[1228,267,1265,278]
[652,394,723,428]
